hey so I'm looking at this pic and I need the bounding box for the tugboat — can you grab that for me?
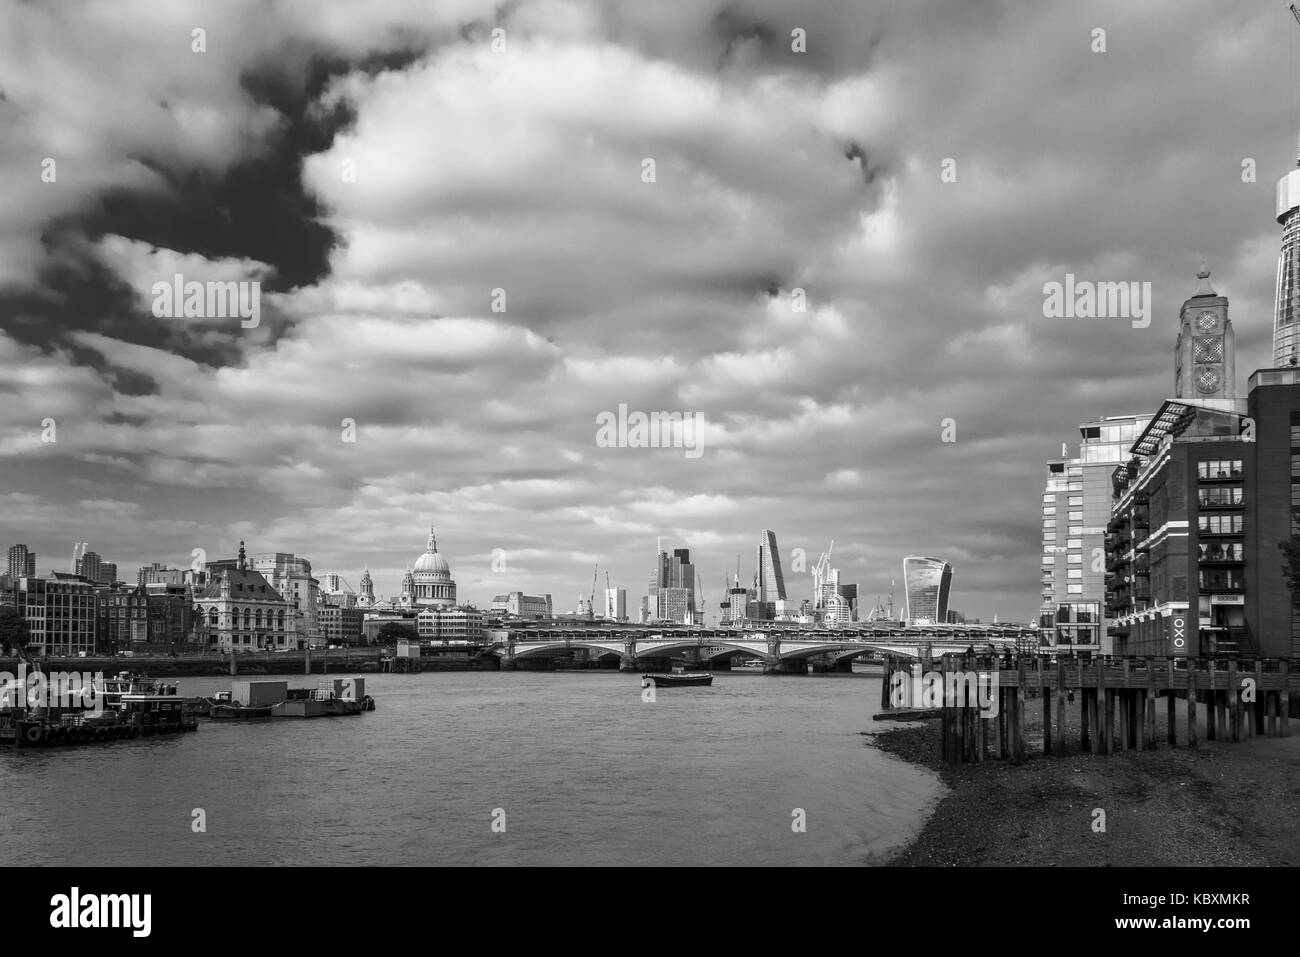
[641,673,713,687]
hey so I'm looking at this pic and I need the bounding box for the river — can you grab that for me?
[0,670,942,866]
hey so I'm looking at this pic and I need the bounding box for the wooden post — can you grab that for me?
[1228,660,1240,744]
[1042,670,1053,756]
[1266,688,1277,738]
[1104,689,1115,756]
[1012,659,1026,765]
[1054,658,1066,756]
[1166,657,1177,747]
[1096,658,1108,754]
[1187,660,1198,749]
[1145,657,1157,750]
[1253,660,1265,737]
[997,687,1008,760]
[1282,659,1291,738]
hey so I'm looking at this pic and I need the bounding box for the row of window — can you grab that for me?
[198,607,288,629]
[1198,487,1244,507]
[1197,460,1242,480]
[1041,554,1085,565]
[1199,543,1244,561]
[1199,515,1243,534]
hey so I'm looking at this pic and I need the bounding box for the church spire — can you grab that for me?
[427,526,438,552]
[237,540,247,571]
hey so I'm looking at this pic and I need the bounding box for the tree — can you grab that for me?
[0,606,32,656]
[1279,509,1300,609]
[375,622,415,645]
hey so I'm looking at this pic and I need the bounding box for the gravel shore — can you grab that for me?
[868,698,1300,866]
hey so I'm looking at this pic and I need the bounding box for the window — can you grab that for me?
[1043,493,1055,504]
[1043,532,1057,542]
[1198,487,1244,507]
[1066,538,1082,548]
[1042,556,1056,565]
[1067,553,1082,564]
[1067,482,1082,492]
[1198,514,1243,534]
[1044,520,1056,530]
[1043,506,1057,516]
[1067,584,1083,594]
[1069,526,1083,536]
[1068,511,1083,522]
[1198,543,1244,562]
[1067,569,1083,579]
[1197,460,1243,480]
[1068,496,1083,507]
[1067,466,1082,477]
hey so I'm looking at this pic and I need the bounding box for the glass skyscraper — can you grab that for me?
[902,557,952,626]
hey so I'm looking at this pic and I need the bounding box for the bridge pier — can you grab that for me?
[810,655,852,674]
[619,655,639,672]
[499,657,517,671]
[763,658,808,675]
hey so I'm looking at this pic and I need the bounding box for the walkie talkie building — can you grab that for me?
[903,556,952,626]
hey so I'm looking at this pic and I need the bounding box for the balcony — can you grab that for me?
[1197,489,1244,510]
[1198,575,1245,593]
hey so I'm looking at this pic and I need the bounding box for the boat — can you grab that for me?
[209,703,274,721]
[271,682,365,718]
[642,673,713,687]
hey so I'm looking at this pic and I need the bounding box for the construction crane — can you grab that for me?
[1290,3,1300,27]
[605,570,612,619]
[589,562,599,619]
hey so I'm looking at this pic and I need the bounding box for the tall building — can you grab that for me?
[98,562,118,586]
[15,575,97,656]
[1105,266,1263,656]
[194,542,296,652]
[902,556,952,625]
[319,573,358,608]
[138,562,185,586]
[1274,136,1300,367]
[604,587,627,621]
[755,530,787,605]
[75,550,102,584]
[1039,412,1152,654]
[7,544,35,579]
[648,545,697,623]
[317,603,364,646]
[252,552,321,643]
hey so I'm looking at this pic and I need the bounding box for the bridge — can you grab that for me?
[488,622,1034,674]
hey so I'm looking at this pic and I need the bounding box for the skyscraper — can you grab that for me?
[1275,136,1300,367]
[902,557,952,626]
[75,550,102,584]
[648,545,696,623]
[7,544,36,579]
[755,529,787,604]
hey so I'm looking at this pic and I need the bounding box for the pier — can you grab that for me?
[878,655,1300,764]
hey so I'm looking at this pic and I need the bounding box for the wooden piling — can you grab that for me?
[1012,658,1026,765]
[1281,660,1290,738]
[1187,660,1198,749]
[1144,658,1157,750]
[1104,688,1115,755]
[1166,658,1177,747]
[1054,659,1066,756]
[1097,660,1109,754]
[1228,660,1240,743]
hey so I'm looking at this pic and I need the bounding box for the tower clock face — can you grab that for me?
[1193,337,1223,363]
[1196,311,1217,332]
[1196,367,1221,394]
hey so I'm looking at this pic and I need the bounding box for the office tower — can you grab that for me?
[75,550,102,583]
[755,530,787,604]
[604,587,626,621]
[648,545,695,621]
[1039,412,1153,654]
[7,544,36,579]
[902,557,952,625]
[1275,135,1300,367]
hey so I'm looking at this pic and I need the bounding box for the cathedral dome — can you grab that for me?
[404,526,456,609]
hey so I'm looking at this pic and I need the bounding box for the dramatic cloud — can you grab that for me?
[0,0,1293,620]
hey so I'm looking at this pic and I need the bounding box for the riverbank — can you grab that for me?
[870,699,1300,866]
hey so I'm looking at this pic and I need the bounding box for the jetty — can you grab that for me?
[877,654,1299,764]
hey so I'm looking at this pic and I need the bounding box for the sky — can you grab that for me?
[0,0,1296,623]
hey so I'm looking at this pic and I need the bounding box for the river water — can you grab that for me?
[0,671,942,866]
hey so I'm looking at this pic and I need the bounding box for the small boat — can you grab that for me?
[642,673,713,687]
